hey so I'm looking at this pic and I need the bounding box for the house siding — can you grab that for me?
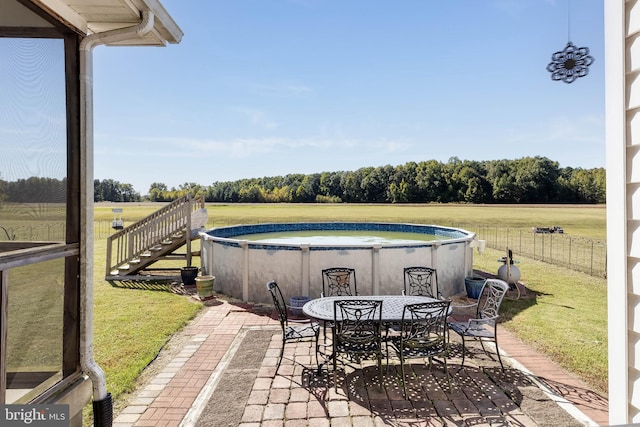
[607,0,638,423]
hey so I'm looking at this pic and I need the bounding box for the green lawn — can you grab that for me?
[89,233,201,422]
[473,247,607,392]
[94,202,606,239]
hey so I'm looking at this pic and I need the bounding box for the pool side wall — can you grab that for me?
[200,222,475,305]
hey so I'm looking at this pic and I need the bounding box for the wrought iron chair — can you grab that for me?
[321,267,357,342]
[403,266,442,299]
[266,280,320,373]
[388,300,452,396]
[447,278,509,370]
[332,299,383,390]
[322,267,357,297]
[385,266,442,340]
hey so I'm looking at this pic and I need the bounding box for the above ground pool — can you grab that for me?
[199,222,476,305]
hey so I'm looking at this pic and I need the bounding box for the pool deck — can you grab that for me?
[112,296,608,427]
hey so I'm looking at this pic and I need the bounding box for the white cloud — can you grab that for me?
[544,115,604,144]
[377,139,413,153]
[99,135,414,162]
[233,107,279,129]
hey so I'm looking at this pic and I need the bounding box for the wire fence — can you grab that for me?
[5,221,608,279]
[457,224,607,278]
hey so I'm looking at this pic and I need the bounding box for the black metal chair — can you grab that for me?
[385,266,442,339]
[447,278,509,370]
[320,267,357,342]
[388,300,452,397]
[403,266,443,299]
[322,267,357,297]
[266,280,320,373]
[332,299,383,390]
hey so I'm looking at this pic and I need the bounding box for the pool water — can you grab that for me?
[232,230,442,245]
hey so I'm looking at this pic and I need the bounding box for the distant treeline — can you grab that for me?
[0,177,67,203]
[0,177,141,203]
[150,156,605,204]
[0,156,606,204]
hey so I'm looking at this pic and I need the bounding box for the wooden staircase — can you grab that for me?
[105,195,207,280]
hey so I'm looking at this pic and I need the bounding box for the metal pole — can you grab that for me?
[590,240,594,276]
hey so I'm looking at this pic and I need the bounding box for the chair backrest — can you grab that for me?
[400,300,450,351]
[403,266,438,298]
[266,280,288,330]
[476,279,509,321]
[322,267,357,297]
[333,299,382,343]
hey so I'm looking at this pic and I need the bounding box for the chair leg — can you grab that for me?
[479,337,488,355]
[478,337,504,370]
[443,357,451,391]
[377,351,383,389]
[333,343,338,391]
[276,339,285,373]
[493,336,505,371]
[459,335,467,369]
[400,355,407,399]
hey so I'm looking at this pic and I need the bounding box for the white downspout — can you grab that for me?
[79,10,154,404]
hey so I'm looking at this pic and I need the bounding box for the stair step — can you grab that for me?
[163,254,187,260]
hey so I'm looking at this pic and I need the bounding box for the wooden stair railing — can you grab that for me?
[105,195,206,278]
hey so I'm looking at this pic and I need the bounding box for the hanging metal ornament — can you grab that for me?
[546,41,594,83]
[546,0,593,84]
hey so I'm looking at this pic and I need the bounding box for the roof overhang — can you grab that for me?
[26,0,183,46]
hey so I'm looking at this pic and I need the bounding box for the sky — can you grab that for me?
[91,0,605,195]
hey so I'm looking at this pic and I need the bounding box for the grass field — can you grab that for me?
[94,202,606,238]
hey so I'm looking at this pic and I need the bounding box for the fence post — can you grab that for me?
[519,230,522,254]
[568,237,572,269]
[591,240,594,276]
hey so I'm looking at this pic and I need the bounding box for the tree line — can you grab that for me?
[153,156,605,204]
[0,177,141,204]
[0,156,606,204]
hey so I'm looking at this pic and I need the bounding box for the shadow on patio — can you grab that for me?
[241,332,587,426]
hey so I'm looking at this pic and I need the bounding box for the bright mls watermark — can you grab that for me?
[1,405,69,426]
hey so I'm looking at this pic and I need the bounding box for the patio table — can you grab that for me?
[302,295,441,374]
[302,295,440,322]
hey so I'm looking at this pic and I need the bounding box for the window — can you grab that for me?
[0,0,82,405]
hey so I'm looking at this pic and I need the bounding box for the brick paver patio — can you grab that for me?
[112,297,607,427]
